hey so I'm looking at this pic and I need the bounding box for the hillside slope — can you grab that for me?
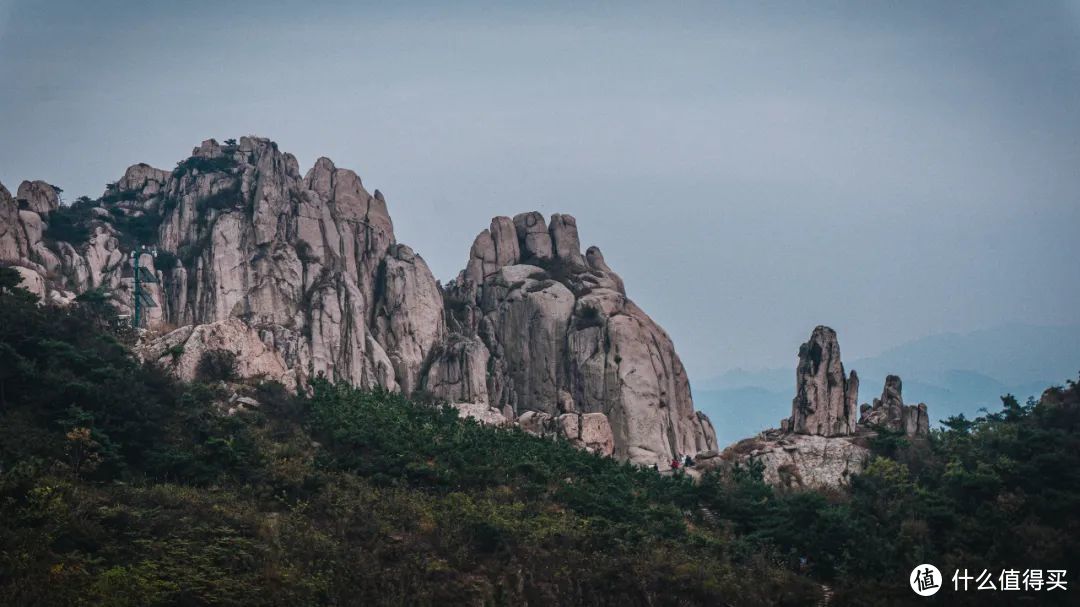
[2,269,1078,605]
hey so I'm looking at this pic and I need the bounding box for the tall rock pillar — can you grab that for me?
[789,326,859,436]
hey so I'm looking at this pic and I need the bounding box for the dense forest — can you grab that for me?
[0,267,1077,606]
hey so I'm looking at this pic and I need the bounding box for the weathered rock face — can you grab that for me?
[725,326,932,488]
[719,432,870,489]
[425,212,717,466]
[0,183,28,261]
[0,178,87,305]
[859,375,930,437]
[788,326,859,437]
[450,402,511,427]
[16,180,60,215]
[139,318,297,391]
[1,137,445,393]
[499,409,616,457]
[0,136,716,468]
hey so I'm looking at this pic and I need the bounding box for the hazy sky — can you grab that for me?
[2,1,1078,380]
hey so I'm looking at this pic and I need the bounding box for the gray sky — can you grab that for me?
[2,1,1078,380]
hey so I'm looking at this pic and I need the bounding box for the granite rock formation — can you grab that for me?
[423,213,717,466]
[0,136,715,467]
[11,138,445,391]
[720,326,932,488]
[786,326,859,437]
[859,374,930,437]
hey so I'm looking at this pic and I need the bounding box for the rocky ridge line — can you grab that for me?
[0,136,716,467]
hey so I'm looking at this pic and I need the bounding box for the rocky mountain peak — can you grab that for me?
[0,136,716,468]
[429,211,716,465]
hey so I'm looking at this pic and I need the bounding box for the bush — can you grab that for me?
[43,199,97,244]
[154,250,178,270]
[173,155,238,178]
[195,181,242,214]
[177,235,210,267]
[100,188,140,205]
[196,349,237,382]
[575,302,605,329]
[111,209,164,249]
[295,239,315,263]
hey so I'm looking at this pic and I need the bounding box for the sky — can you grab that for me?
[1,1,1078,381]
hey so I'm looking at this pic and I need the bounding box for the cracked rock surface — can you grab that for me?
[427,213,717,466]
[0,136,716,467]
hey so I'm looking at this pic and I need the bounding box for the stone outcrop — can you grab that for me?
[0,136,715,467]
[139,318,296,390]
[450,402,511,427]
[0,183,29,262]
[723,326,933,488]
[424,212,717,466]
[716,432,870,488]
[786,326,859,437]
[511,411,619,457]
[16,180,60,215]
[859,375,930,437]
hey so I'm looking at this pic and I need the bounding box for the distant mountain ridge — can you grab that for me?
[697,323,1080,446]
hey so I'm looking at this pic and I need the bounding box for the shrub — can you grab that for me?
[195,181,242,214]
[575,303,605,329]
[173,155,238,178]
[112,210,164,249]
[43,199,97,244]
[100,188,140,205]
[295,239,315,263]
[178,235,210,267]
[196,349,237,382]
[154,250,178,270]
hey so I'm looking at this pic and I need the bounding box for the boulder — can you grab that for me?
[11,265,46,299]
[722,433,870,489]
[423,336,491,404]
[451,402,510,426]
[16,180,60,215]
[548,213,586,267]
[513,211,552,261]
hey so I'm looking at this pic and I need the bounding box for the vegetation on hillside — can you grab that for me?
[0,267,1077,605]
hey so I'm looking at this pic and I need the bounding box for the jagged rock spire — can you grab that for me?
[788,326,859,436]
[859,374,930,437]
